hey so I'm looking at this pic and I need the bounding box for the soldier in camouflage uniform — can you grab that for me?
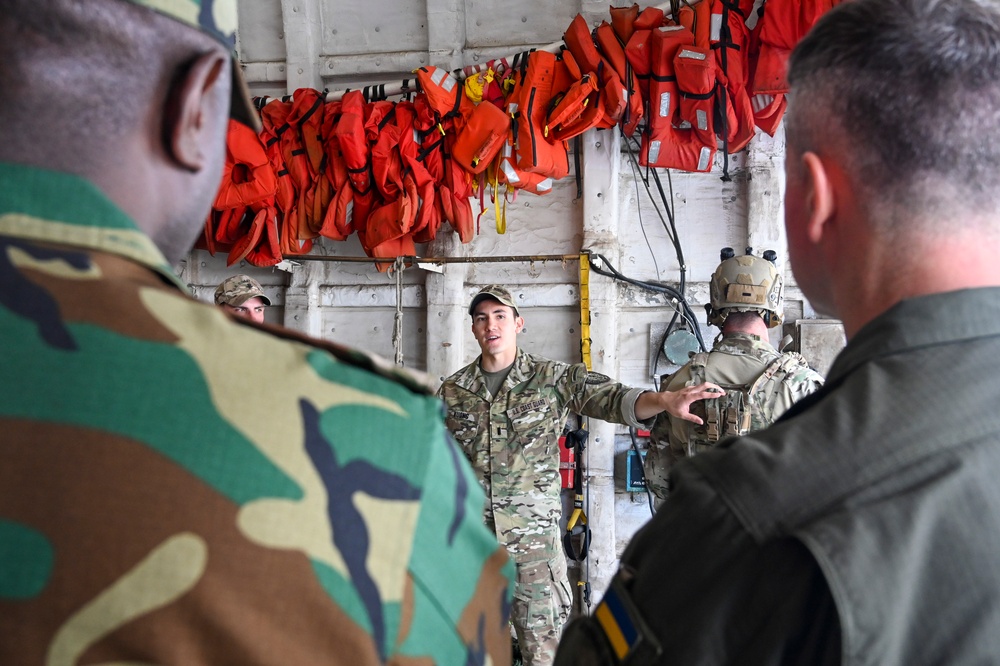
[645,249,824,506]
[0,2,513,663]
[215,274,272,323]
[437,285,719,666]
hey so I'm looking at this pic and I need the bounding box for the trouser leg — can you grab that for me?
[511,555,572,666]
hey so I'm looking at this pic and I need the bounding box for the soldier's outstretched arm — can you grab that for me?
[634,382,725,424]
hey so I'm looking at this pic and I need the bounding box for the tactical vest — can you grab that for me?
[683,349,813,456]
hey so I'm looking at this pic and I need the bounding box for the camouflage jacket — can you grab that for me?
[0,162,513,665]
[646,332,824,499]
[438,348,647,564]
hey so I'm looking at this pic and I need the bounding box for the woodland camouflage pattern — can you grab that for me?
[0,162,513,665]
[645,332,824,500]
[438,348,647,665]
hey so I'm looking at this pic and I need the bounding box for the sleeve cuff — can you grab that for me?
[622,387,654,429]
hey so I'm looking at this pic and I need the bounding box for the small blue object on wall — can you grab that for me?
[626,449,647,492]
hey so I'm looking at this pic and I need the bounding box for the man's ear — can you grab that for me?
[162,51,228,172]
[515,316,525,333]
[801,151,835,245]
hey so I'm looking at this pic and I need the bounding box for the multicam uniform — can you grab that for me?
[0,162,513,665]
[438,348,649,666]
[645,332,823,501]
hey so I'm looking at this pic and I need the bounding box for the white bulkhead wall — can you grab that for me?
[178,0,845,602]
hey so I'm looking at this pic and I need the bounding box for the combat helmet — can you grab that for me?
[705,247,784,328]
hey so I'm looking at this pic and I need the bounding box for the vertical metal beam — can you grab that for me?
[580,127,622,600]
[280,0,324,92]
[746,125,788,273]
[426,0,468,71]
[425,233,470,388]
[283,262,324,337]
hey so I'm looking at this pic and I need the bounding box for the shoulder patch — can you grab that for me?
[585,372,612,385]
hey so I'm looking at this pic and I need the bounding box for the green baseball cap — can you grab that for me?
[126,0,260,131]
[214,274,271,307]
[469,285,519,316]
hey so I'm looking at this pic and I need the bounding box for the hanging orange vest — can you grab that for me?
[290,88,333,240]
[610,3,640,45]
[675,45,718,147]
[750,0,842,134]
[625,7,665,100]
[259,98,312,257]
[640,24,716,173]
[516,50,570,179]
[334,91,374,197]
[318,100,354,241]
[594,21,644,137]
[709,0,756,154]
[214,120,278,210]
[414,66,474,135]
[452,99,510,175]
[282,90,324,241]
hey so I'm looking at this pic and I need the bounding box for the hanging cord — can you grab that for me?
[620,131,701,370]
[390,256,405,366]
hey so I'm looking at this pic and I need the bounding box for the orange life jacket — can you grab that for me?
[259,98,312,256]
[334,90,374,197]
[594,21,644,136]
[414,66,474,136]
[750,0,841,134]
[674,45,718,147]
[404,154,442,243]
[545,72,601,142]
[493,55,555,197]
[709,0,755,154]
[516,50,570,179]
[641,25,716,173]
[214,120,278,210]
[283,90,325,241]
[318,100,355,241]
[452,99,510,174]
[624,7,666,99]
[610,3,640,44]
[291,88,333,239]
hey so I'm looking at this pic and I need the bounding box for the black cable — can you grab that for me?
[588,252,707,352]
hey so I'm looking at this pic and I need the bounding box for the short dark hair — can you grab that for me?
[0,0,217,173]
[786,0,1000,233]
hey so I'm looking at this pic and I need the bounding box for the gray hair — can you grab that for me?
[786,0,1000,233]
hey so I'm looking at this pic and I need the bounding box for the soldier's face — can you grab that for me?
[471,301,523,356]
[222,296,268,323]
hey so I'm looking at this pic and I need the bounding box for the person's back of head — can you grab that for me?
[0,0,256,263]
[786,0,1000,238]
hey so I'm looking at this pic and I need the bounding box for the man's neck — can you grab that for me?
[480,348,517,373]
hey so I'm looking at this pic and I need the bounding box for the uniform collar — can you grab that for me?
[0,161,187,291]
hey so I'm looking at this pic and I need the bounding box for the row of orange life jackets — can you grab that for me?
[198,0,840,269]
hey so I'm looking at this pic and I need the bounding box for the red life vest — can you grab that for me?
[594,21,644,137]
[283,89,325,241]
[259,98,312,256]
[640,25,716,173]
[709,0,755,154]
[452,99,510,174]
[414,66,474,135]
[516,50,570,179]
[214,120,277,210]
[610,3,640,44]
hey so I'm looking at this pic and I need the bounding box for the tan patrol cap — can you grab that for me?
[214,274,271,307]
[124,0,260,132]
[469,285,518,315]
